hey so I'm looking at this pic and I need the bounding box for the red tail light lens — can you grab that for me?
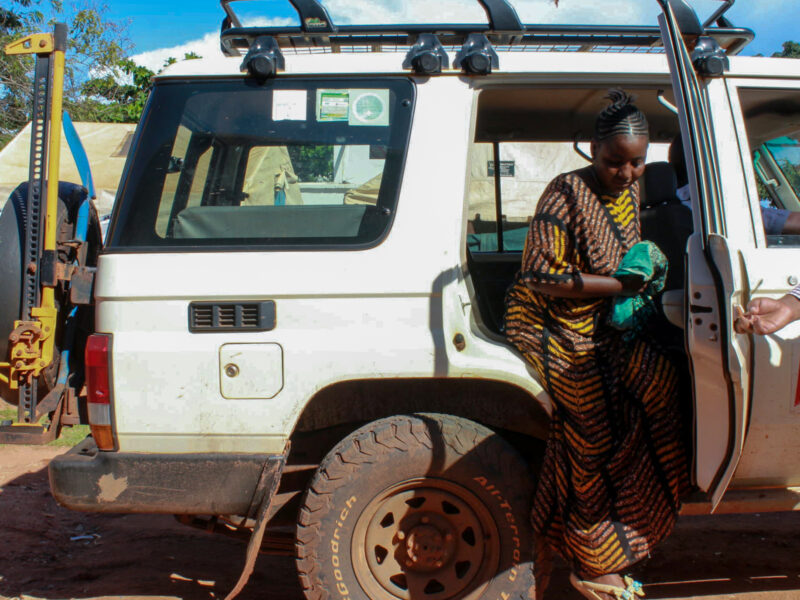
[85,334,115,450]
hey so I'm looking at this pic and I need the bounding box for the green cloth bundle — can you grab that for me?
[609,241,668,334]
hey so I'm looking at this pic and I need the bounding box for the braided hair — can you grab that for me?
[594,89,650,142]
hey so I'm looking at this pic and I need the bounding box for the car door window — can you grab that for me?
[737,87,800,246]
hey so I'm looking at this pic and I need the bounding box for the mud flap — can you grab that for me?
[224,446,288,600]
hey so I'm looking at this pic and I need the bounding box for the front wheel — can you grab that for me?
[296,413,536,600]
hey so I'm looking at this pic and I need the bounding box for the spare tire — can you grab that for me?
[0,182,101,406]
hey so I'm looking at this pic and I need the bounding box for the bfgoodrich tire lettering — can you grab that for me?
[296,413,535,600]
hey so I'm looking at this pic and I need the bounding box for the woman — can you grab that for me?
[504,90,690,600]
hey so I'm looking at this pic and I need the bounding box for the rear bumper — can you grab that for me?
[49,437,281,514]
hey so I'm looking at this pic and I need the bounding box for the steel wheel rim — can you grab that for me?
[351,477,500,600]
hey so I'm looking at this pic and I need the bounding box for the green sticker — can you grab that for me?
[317,89,349,122]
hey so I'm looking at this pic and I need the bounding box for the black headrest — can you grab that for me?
[641,161,678,209]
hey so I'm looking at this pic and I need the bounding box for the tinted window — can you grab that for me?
[108,78,414,250]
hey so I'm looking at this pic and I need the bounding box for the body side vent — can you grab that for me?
[189,301,276,332]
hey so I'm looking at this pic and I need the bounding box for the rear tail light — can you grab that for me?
[85,334,116,450]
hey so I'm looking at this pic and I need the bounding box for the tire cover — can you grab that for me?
[0,185,26,369]
[0,182,90,405]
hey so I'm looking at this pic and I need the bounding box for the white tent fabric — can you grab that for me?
[0,122,136,217]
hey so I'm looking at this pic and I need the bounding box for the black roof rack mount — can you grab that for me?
[219,0,753,58]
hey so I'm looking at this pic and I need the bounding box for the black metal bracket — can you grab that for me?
[455,34,499,75]
[477,0,523,31]
[287,0,336,33]
[658,0,704,36]
[402,34,449,75]
[240,35,285,80]
[692,36,730,77]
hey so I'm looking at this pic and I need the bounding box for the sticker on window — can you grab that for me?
[272,90,307,121]
[317,89,350,122]
[349,89,390,127]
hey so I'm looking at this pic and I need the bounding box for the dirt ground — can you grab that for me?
[2,445,800,600]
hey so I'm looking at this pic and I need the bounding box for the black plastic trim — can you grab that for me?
[189,300,276,333]
[49,437,281,514]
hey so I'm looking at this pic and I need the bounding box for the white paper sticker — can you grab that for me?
[272,90,307,121]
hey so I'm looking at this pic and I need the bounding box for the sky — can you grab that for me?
[100,0,800,71]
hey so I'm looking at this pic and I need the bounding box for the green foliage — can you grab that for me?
[773,41,800,59]
[1,0,136,147]
[778,158,800,194]
[288,145,334,182]
[76,58,154,123]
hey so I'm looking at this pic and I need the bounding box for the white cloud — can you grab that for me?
[323,0,650,25]
[131,17,293,72]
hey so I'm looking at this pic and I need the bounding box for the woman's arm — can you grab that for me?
[527,273,640,299]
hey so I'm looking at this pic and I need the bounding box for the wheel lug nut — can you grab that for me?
[397,531,406,540]
[435,561,443,568]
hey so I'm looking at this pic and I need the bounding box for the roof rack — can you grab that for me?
[220,0,754,58]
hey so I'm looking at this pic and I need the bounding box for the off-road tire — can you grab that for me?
[296,413,536,600]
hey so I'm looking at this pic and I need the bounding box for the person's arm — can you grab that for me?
[527,273,641,299]
[734,285,800,335]
[781,211,800,235]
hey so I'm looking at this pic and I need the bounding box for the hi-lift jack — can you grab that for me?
[0,24,98,444]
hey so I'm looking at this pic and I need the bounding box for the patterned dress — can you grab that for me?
[504,167,689,580]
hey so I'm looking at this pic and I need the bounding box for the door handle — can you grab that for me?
[689,304,713,314]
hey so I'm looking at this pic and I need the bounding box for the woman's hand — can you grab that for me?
[617,275,648,297]
[734,295,800,335]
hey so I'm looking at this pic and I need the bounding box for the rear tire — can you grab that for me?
[296,413,536,600]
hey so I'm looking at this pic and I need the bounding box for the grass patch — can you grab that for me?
[49,424,90,447]
[0,404,90,447]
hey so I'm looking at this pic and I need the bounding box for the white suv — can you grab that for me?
[49,1,800,599]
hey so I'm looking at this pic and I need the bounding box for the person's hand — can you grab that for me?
[617,275,647,297]
[733,304,754,334]
[734,295,800,335]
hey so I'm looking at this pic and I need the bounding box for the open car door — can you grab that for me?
[658,0,752,509]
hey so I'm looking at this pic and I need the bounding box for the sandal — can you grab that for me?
[569,572,645,600]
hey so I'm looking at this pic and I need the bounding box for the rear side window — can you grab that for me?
[108,78,414,250]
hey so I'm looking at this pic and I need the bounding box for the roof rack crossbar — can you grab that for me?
[702,0,735,29]
[477,0,523,31]
[218,1,754,58]
[221,0,336,33]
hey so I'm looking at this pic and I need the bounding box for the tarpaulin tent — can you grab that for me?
[0,121,136,217]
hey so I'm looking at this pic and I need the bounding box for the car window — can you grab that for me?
[737,87,800,247]
[109,78,414,250]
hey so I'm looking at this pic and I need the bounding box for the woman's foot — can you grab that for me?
[585,574,625,599]
[569,572,645,600]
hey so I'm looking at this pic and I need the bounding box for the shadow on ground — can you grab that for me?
[1,458,799,599]
[0,463,304,600]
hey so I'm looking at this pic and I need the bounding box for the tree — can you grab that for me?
[1,0,134,148]
[773,41,800,59]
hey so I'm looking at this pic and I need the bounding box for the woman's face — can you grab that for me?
[591,134,649,195]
